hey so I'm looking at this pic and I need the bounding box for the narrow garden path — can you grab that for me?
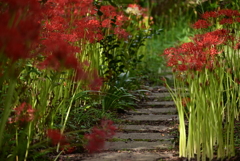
[78,75,181,161]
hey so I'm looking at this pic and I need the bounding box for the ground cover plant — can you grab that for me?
[164,7,240,161]
[0,0,154,160]
[136,0,199,86]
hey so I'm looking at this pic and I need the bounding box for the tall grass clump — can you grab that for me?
[164,8,240,161]
[0,0,153,160]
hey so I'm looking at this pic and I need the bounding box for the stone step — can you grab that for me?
[139,101,176,108]
[146,92,172,101]
[104,140,174,151]
[81,151,174,161]
[140,86,171,93]
[113,132,173,141]
[129,107,177,115]
[116,124,170,132]
[123,114,178,122]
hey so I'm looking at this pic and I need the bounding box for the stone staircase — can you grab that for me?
[80,86,179,161]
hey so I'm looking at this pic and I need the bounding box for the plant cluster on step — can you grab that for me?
[164,8,240,161]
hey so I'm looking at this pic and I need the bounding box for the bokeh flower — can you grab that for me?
[8,102,35,124]
[84,119,117,153]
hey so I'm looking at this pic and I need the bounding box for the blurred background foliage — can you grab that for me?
[127,0,239,86]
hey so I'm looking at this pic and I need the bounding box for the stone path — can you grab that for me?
[79,86,179,161]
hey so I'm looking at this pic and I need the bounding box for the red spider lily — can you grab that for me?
[217,9,240,17]
[38,36,80,70]
[164,29,232,72]
[84,119,117,153]
[201,11,218,19]
[100,119,117,137]
[114,27,129,40]
[101,19,113,28]
[2,0,42,12]
[84,128,106,153]
[47,129,76,153]
[220,18,234,25]
[88,70,103,91]
[100,5,117,18]
[8,102,35,124]
[236,17,240,23]
[41,0,101,43]
[192,19,211,29]
[193,29,231,47]
[88,77,103,91]
[99,5,130,38]
[201,9,240,20]
[47,129,67,146]
[37,0,131,81]
[0,0,42,61]
[197,9,240,29]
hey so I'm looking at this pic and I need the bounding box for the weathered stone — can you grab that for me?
[147,92,171,98]
[81,151,174,161]
[129,107,177,114]
[153,86,170,92]
[116,124,169,132]
[145,101,175,107]
[123,114,178,121]
[104,141,173,150]
[114,132,174,140]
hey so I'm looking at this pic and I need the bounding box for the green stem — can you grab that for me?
[0,79,16,149]
[24,122,32,161]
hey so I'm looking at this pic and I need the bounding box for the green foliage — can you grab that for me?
[99,0,135,6]
[101,72,139,111]
[136,16,194,86]
[102,86,137,111]
[69,105,115,129]
[100,29,153,84]
[195,0,240,16]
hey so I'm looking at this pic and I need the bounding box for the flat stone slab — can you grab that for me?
[81,151,173,161]
[116,124,169,132]
[129,107,177,114]
[124,114,178,121]
[104,141,173,150]
[145,101,175,107]
[147,92,171,98]
[114,132,174,140]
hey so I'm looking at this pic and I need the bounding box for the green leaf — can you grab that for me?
[97,10,103,16]
[139,55,144,60]
[108,0,118,7]
[115,0,134,4]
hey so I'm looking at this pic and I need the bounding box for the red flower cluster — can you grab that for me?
[88,69,103,91]
[100,5,129,39]
[164,29,231,71]
[84,119,117,153]
[192,20,211,29]
[8,102,35,124]
[193,9,240,29]
[47,129,67,146]
[37,1,131,80]
[0,0,42,61]
[47,129,76,153]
